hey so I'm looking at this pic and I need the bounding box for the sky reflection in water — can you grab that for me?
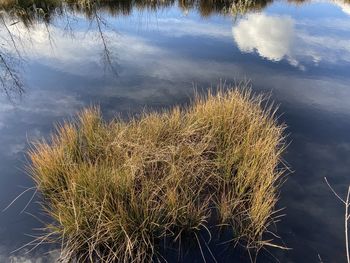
[0,0,350,262]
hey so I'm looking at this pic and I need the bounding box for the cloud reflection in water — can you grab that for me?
[233,13,295,62]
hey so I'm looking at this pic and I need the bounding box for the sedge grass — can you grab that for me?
[28,86,287,262]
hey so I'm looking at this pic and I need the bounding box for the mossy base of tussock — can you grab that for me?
[29,87,286,262]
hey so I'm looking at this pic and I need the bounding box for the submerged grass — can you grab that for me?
[28,87,287,262]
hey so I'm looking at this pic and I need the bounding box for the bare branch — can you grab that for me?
[325,177,350,263]
[324,177,346,205]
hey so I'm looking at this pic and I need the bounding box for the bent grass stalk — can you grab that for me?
[325,177,350,263]
[28,86,287,262]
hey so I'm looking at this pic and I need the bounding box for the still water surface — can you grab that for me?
[0,0,350,262]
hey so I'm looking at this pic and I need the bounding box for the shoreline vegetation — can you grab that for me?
[0,0,274,23]
[28,87,287,262]
[0,0,324,22]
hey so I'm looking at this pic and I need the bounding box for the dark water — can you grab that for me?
[0,0,350,262]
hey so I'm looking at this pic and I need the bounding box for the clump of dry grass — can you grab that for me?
[28,86,286,262]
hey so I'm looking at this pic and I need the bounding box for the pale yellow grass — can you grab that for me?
[28,87,287,262]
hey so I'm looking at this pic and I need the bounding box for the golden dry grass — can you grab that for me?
[28,87,286,262]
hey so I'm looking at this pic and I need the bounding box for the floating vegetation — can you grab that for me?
[28,86,287,262]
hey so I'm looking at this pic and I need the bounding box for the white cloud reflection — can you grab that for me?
[2,8,350,74]
[0,246,59,263]
[333,0,350,15]
[0,7,350,114]
[232,13,295,62]
[232,12,350,69]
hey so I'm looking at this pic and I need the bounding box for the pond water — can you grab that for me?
[0,0,350,262]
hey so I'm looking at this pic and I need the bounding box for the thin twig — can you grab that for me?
[324,177,350,263]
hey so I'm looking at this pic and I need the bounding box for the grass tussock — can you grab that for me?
[28,87,286,262]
